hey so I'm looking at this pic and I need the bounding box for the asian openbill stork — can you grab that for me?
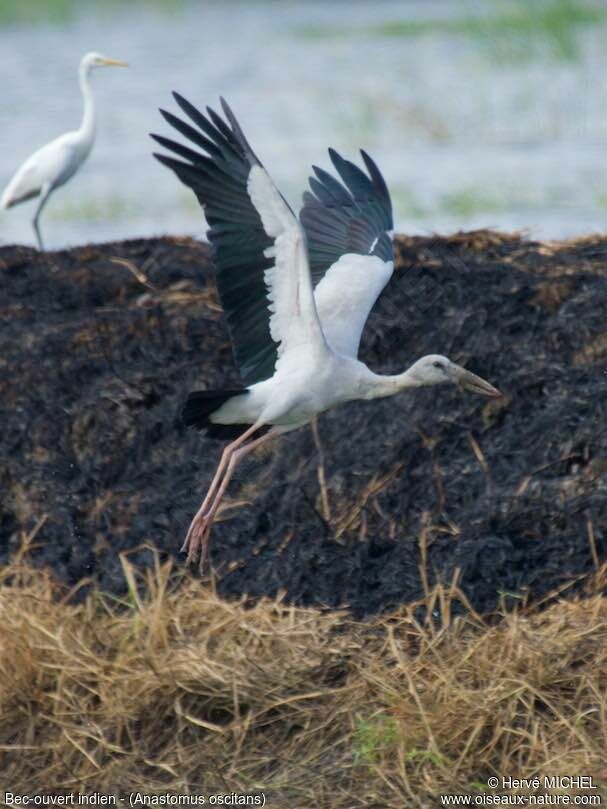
[152,95,501,572]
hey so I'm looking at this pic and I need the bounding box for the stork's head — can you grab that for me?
[408,355,502,398]
[81,52,128,71]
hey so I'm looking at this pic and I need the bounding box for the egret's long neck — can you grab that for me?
[78,62,96,147]
[360,366,421,400]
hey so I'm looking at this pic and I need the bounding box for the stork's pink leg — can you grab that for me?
[190,429,277,572]
[182,422,261,562]
[182,423,273,570]
[181,442,235,554]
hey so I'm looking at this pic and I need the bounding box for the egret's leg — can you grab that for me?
[182,422,266,565]
[192,429,277,573]
[32,184,52,251]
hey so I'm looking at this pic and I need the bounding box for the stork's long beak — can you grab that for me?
[455,367,502,398]
[100,58,128,67]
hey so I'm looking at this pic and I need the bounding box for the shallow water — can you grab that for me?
[1,1,606,249]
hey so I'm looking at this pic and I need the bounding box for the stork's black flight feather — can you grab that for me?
[152,95,279,386]
[300,148,394,286]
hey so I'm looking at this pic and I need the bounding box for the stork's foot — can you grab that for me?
[181,511,214,574]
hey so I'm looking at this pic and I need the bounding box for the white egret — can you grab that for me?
[152,95,502,572]
[1,51,127,250]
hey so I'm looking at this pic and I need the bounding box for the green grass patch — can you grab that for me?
[405,747,450,767]
[353,713,398,766]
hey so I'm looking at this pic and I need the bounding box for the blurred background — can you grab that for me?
[1,0,606,249]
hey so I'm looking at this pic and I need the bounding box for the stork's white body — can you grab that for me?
[213,250,393,429]
[214,352,360,430]
[210,167,397,432]
[153,95,501,571]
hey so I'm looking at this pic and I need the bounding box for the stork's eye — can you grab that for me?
[433,361,444,369]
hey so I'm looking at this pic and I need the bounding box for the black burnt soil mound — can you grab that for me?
[1,231,606,616]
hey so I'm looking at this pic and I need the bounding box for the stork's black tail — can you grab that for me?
[181,389,253,441]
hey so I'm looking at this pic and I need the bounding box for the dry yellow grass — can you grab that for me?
[1,551,606,806]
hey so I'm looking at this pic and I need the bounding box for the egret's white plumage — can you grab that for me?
[152,95,502,571]
[1,51,127,250]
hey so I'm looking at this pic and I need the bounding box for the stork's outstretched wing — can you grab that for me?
[300,149,394,359]
[152,95,327,385]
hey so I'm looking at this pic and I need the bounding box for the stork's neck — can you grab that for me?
[78,61,96,147]
[359,366,421,400]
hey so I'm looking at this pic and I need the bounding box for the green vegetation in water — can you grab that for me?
[178,190,203,216]
[392,183,576,222]
[49,192,137,223]
[440,187,511,218]
[390,185,517,222]
[298,0,605,62]
[0,0,74,24]
[390,185,427,221]
[370,184,539,224]
[437,183,578,218]
[0,0,186,26]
